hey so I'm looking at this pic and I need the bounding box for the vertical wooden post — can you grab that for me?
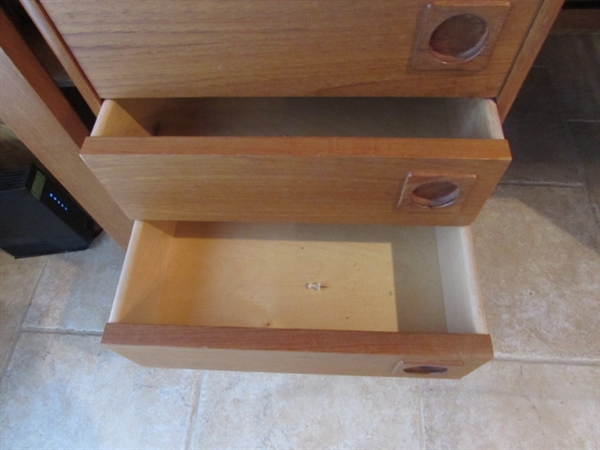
[496,0,564,121]
[0,10,132,249]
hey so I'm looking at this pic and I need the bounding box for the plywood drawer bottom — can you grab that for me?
[103,221,493,379]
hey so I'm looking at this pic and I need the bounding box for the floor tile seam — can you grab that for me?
[417,380,427,450]
[494,355,600,367]
[20,327,103,337]
[590,202,600,230]
[184,371,206,450]
[586,192,600,230]
[0,257,51,378]
[564,117,595,191]
[565,119,600,124]
[498,180,585,188]
[563,120,600,229]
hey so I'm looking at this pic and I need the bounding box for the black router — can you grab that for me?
[0,164,98,258]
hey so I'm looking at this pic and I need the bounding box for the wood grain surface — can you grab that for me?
[82,98,510,225]
[82,137,510,225]
[102,324,493,378]
[411,1,511,71]
[100,221,492,378]
[19,0,102,114]
[38,0,542,98]
[0,10,132,248]
[111,222,448,333]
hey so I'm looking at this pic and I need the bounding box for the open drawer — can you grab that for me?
[81,97,511,226]
[102,220,493,379]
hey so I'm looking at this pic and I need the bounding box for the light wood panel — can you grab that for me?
[102,221,493,378]
[38,0,541,98]
[0,10,132,249]
[110,222,448,333]
[81,98,510,226]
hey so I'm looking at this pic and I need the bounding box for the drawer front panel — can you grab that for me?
[102,324,493,379]
[39,0,541,98]
[82,137,509,226]
[81,97,510,226]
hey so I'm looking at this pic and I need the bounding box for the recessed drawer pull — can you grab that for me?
[397,172,477,212]
[403,365,449,375]
[429,13,489,63]
[411,180,460,208]
[412,1,511,71]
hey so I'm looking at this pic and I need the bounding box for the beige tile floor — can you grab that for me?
[1,33,599,449]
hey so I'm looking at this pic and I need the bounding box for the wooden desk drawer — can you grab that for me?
[39,0,541,98]
[103,221,492,379]
[81,97,510,226]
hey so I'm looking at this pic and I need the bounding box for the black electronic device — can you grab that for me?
[0,164,98,258]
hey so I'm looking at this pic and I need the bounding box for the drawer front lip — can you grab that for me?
[81,136,510,226]
[102,323,492,355]
[102,323,493,379]
[83,135,509,158]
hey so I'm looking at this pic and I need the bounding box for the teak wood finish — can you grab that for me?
[11,0,564,377]
[0,10,132,249]
[22,0,565,118]
[82,98,511,226]
[411,1,511,71]
[103,221,493,378]
[36,0,542,99]
[19,0,102,115]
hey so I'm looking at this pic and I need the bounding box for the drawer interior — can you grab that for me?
[111,221,487,336]
[94,97,504,140]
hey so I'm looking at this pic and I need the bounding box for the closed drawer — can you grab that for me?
[39,0,541,98]
[103,220,492,378]
[81,97,510,226]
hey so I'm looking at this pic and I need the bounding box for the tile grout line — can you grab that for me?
[183,371,206,450]
[0,256,50,379]
[584,177,600,230]
[565,119,600,124]
[20,327,103,337]
[417,380,427,450]
[494,356,600,367]
[563,119,600,230]
[563,117,591,185]
[498,181,586,188]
